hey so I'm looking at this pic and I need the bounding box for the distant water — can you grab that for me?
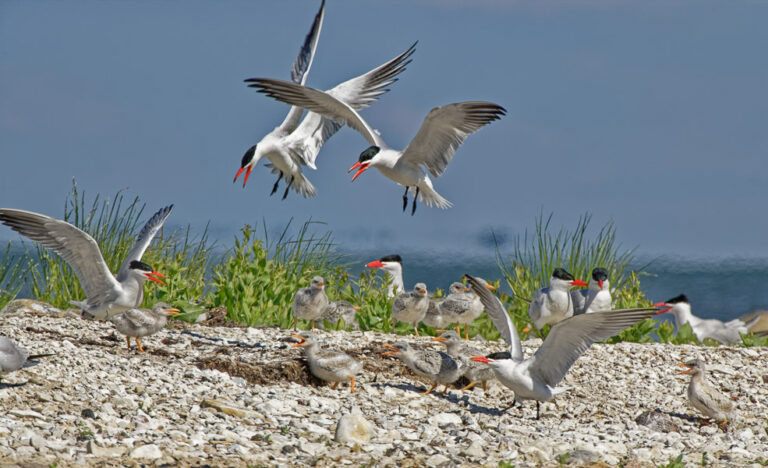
[342,250,768,323]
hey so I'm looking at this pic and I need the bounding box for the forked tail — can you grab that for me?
[416,181,453,209]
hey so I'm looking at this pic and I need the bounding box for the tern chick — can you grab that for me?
[110,302,180,352]
[292,332,362,393]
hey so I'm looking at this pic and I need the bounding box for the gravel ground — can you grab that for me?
[1,300,767,467]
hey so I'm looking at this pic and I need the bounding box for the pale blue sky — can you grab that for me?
[1,0,767,257]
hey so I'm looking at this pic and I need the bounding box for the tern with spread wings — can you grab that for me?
[246,78,505,214]
[0,206,172,320]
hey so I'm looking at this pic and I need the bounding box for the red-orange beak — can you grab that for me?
[348,162,371,182]
[291,334,307,348]
[522,326,531,333]
[233,165,253,187]
[471,355,491,364]
[654,302,672,314]
[485,283,496,291]
[381,343,399,356]
[144,271,166,285]
[366,260,384,268]
[598,280,604,289]
[570,279,588,287]
[676,362,693,375]
[432,337,447,342]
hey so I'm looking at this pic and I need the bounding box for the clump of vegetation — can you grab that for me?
[0,242,26,310]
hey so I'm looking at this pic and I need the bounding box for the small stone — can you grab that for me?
[81,408,96,419]
[465,440,484,458]
[130,443,162,460]
[429,412,462,427]
[425,453,450,466]
[335,408,373,444]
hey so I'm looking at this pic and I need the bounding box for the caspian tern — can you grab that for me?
[292,276,329,331]
[236,25,416,199]
[245,78,505,214]
[676,359,734,428]
[434,282,471,333]
[434,330,495,392]
[571,267,611,315]
[321,300,360,330]
[527,268,588,330]
[365,254,404,298]
[465,274,659,419]
[654,294,759,345]
[111,302,180,352]
[453,277,496,339]
[0,206,172,320]
[392,283,429,335]
[382,341,463,395]
[0,337,53,383]
[292,332,363,393]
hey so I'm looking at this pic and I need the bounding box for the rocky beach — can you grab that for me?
[1,300,767,467]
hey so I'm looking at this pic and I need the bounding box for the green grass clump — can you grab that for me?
[0,242,26,310]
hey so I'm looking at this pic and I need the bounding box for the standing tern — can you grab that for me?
[365,254,404,298]
[292,276,329,331]
[0,206,172,320]
[292,332,363,393]
[111,302,180,352]
[246,78,505,214]
[571,267,611,315]
[382,341,463,395]
[465,274,660,419]
[321,300,360,330]
[0,337,53,383]
[434,330,495,392]
[236,35,416,199]
[392,283,429,335]
[453,277,496,339]
[527,268,587,330]
[677,359,734,428]
[654,294,759,345]
[436,282,472,337]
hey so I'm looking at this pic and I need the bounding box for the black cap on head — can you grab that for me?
[359,146,380,162]
[486,351,512,360]
[666,294,689,304]
[592,268,609,282]
[240,145,257,168]
[380,254,402,264]
[552,268,574,281]
[129,260,153,272]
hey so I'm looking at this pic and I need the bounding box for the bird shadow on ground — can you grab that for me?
[0,381,28,389]
[372,381,509,416]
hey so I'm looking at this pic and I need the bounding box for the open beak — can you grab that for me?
[317,281,325,287]
[144,271,166,285]
[471,355,491,364]
[366,260,384,268]
[348,162,371,182]
[233,165,253,187]
[653,302,672,314]
[570,279,588,287]
[485,283,496,291]
[676,362,693,375]
[381,343,399,356]
[291,334,307,348]
[432,337,447,342]
[165,308,181,315]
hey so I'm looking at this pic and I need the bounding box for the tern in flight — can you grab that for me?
[245,78,505,214]
[0,206,172,320]
[465,274,659,419]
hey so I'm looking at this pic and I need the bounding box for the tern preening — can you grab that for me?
[465,274,659,419]
[235,8,416,199]
[0,206,172,320]
[246,78,505,214]
[654,294,759,345]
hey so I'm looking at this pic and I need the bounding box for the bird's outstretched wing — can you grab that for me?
[465,274,523,361]
[117,205,173,282]
[0,209,120,308]
[529,307,659,388]
[276,0,326,133]
[402,102,505,178]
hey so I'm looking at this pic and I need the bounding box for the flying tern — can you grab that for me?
[246,78,505,214]
[465,274,659,419]
[0,206,172,320]
[236,22,416,199]
[571,267,611,315]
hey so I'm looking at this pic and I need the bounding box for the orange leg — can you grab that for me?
[413,323,419,336]
[310,320,316,332]
[349,376,355,393]
[330,381,340,390]
[422,383,438,395]
[136,338,146,353]
[440,385,449,394]
[293,316,298,332]
[464,324,470,340]
[455,324,461,336]
[460,381,476,392]
[125,336,131,350]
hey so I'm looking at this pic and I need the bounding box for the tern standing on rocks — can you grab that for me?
[321,300,360,330]
[527,268,587,330]
[0,337,53,383]
[571,267,611,315]
[0,206,172,320]
[293,276,329,331]
[365,255,404,298]
[382,341,463,395]
[111,302,180,352]
[392,283,429,335]
[292,332,362,393]
[677,358,734,428]
[452,278,496,339]
[433,330,495,392]
[466,274,660,419]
